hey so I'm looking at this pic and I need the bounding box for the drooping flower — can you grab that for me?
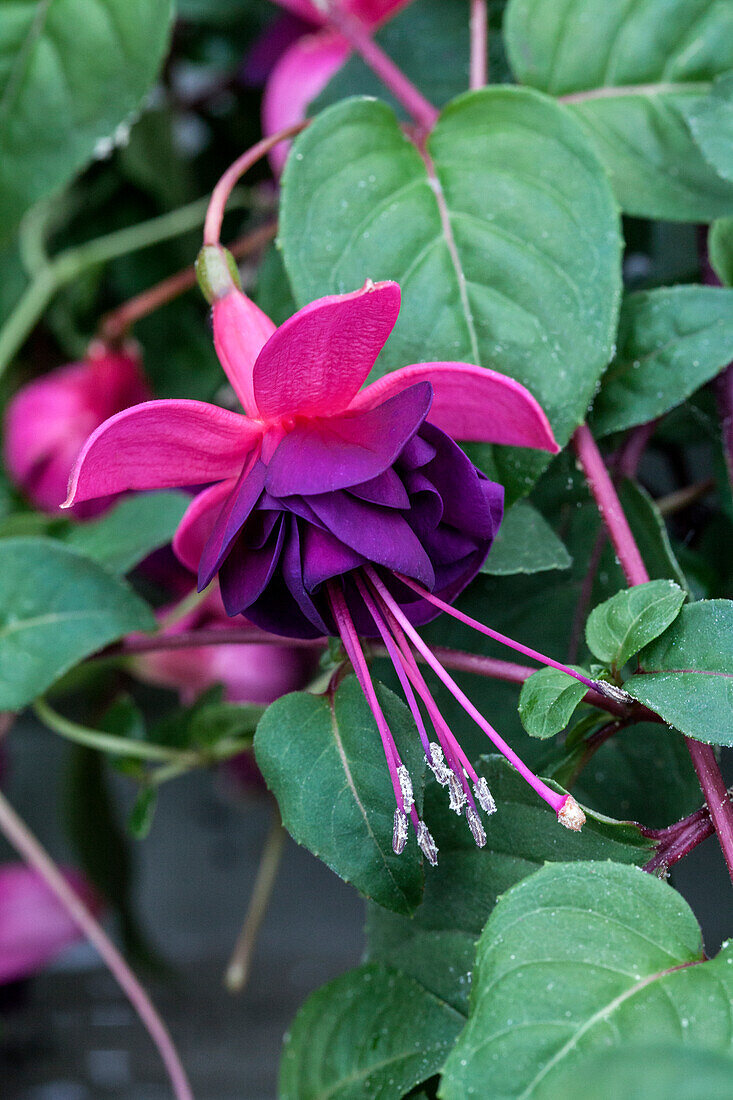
[65,249,586,861]
[3,343,150,515]
[262,0,410,172]
[0,865,102,985]
[132,587,315,706]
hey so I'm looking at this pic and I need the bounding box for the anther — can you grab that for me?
[473,777,497,816]
[448,773,467,814]
[426,742,450,786]
[397,765,414,813]
[392,808,408,854]
[466,804,487,848]
[416,820,438,866]
[557,794,586,832]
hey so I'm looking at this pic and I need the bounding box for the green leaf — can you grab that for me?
[710,216,733,286]
[254,243,297,327]
[280,90,621,499]
[519,667,589,738]
[187,701,262,750]
[0,0,174,241]
[548,1044,733,1100]
[482,501,572,575]
[64,491,189,574]
[586,579,686,670]
[618,479,689,592]
[0,537,154,709]
[127,785,157,839]
[592,286,733,436]
[681,73,733,183]
[626,600,733,745]
[439,861,733,1100]
[365,757,651,1020]
[279,964,464,1100]
[504,0,733,220]
[254,676,426,916]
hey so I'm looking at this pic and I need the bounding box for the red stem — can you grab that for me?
[572,422,733,884]
[323,4,438,131]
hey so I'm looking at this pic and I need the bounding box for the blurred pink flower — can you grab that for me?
[0,865,102,985]
[132,587,315,706]
[263,0,411,172]
[3,343,150,515]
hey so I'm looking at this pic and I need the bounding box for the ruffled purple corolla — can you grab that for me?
[65,256,585,859]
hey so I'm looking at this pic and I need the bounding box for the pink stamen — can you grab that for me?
[395,572,620,697]
[367,569,567,815]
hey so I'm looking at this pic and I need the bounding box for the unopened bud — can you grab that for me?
[195,245,242,304]
[466,805,487,848]
[393,808,408,854]
[416,820,438,866]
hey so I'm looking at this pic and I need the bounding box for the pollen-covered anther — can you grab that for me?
[397,765,414,813]
[473,777,496,815]
[448,773,467,815]
[392,808,409,855]
[593,681,634,705]
[465,805,487,848]
[416,820,439,866]
[558,794,586,832]
[426,742,451,786]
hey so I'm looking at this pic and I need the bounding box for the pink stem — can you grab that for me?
[0,789,193,1100]
[716,364,733,492]
[572,421,733,884]
[203,123,308,246]
[572,424,650,587]
[323,4,438,131]
[615,420,657,479]
[469,0,488,89]
[367,569,566,814]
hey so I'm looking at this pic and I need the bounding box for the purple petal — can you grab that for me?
[199,461,267,590]
[265,382,432,496]
[348,466,410,509]
[219,519,286,615]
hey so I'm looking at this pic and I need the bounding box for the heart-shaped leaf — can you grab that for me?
[0,537,154,708]
[280,89,622,499]
[626,600,733,745]
[440,861,732,1099]
[0,0,174,241]
[505,0,733,220]
[254,675,425,915]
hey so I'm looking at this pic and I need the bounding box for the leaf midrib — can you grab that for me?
[0,0,53,127]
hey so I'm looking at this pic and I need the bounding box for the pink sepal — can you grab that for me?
[173,479,238,573]
[253,280,401,420]
[212,291,276,416]
[0,864,102,985]
[351,362,560,452]
[64,400,260,507]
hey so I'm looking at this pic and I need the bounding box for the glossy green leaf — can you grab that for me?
[482,501,572,575]
[592,286,733,435]
[618,479,689,592]
[0,0,174,241]
[254,676,425,915]
[586,579,686,670]
[365,756,651,1020]
[440,861,733,1100]
[682,73,733,183]
[279,964,463,1100]
[127,786,157,839]
[710,216,733,286]
[627,600,733,745]
[549,1044,733,1100]
[280,90,621,499]
[519,667,589,738]
[0,537,154,709]
[64,492,189,574]
[505,0,733,220]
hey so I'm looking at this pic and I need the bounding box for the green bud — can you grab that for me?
[195,245,242,304]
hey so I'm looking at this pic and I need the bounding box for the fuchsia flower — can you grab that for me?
[263,0,410,172]
[133,588,315,705]
[0,865,101,985]
[3,343,150,515]
[65,249,585,862]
